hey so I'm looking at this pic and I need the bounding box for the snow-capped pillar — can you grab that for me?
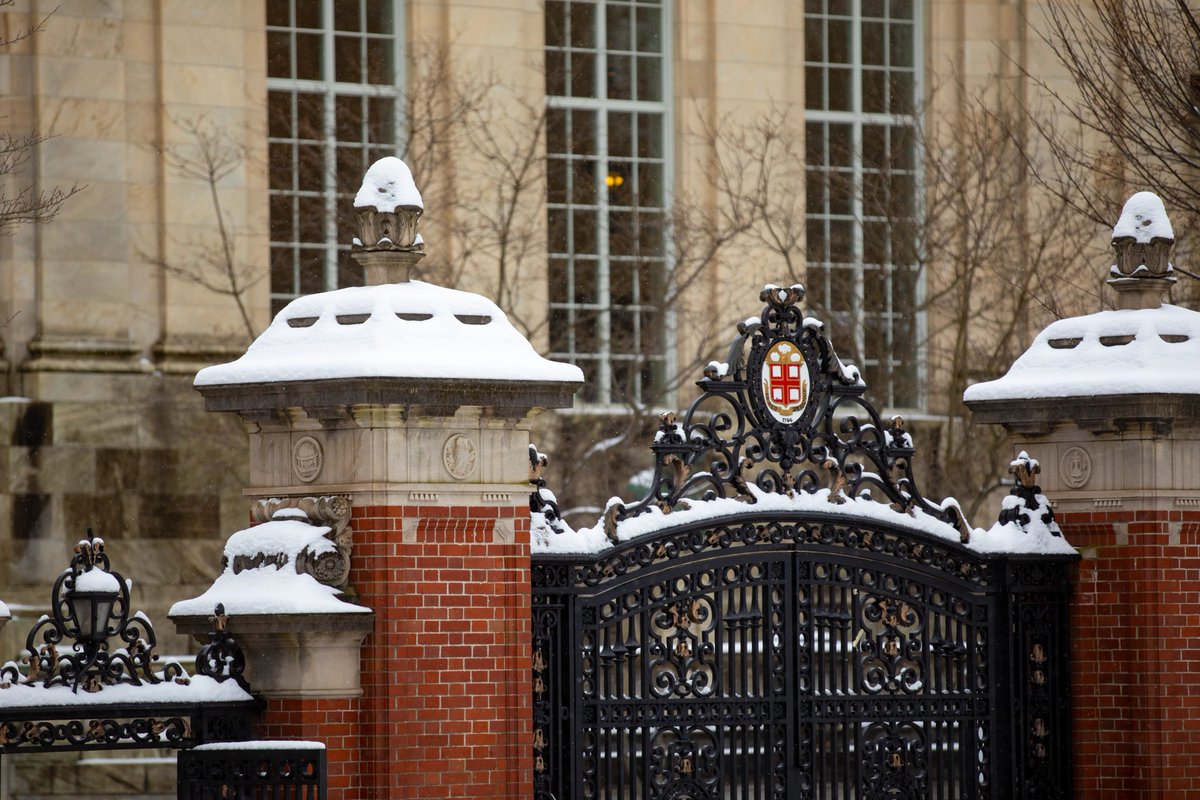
[966,192,1200,800]
[189,157,583,800]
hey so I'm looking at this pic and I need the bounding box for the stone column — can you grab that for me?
[181,157,582,800]
[966,193,1200,799]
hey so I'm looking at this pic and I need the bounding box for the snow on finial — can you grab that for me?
[1112,191,1172,244]
[354,157,423,212]
[351,157,425,281]
[1108,192,1175,309]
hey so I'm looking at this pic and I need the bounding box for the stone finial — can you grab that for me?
[1108,191,1176,309]
[351,157,426,284]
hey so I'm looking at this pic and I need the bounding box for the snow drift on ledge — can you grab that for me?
[964,304,1200,402]
[170,518,369,617]
[194,281,583,387]
[532,484,1076,557]
[0,674,251,708]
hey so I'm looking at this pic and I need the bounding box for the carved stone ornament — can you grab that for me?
[249,495,353,590]
[1059,446,1092,489]
[292,436,323,483]
[443,434,478,480]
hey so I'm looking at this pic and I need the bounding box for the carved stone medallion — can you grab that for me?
[293,436,324,483]
[443,433,477,480]
[1059,446,1092,489]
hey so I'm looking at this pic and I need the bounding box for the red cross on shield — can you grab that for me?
[761,340,810,423]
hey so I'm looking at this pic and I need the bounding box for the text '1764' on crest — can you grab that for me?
[607,283,968,539]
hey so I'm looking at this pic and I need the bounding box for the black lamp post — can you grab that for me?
[6,528,188,693]
[65,561,120,644]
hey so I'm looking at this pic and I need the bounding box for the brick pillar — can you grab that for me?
[190,297,580,799]
[969,400,1200,799]
[352,504,532,797]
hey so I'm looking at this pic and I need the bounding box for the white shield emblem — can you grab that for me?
[761,340,810,424]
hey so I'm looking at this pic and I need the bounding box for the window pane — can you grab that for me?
[862,22,885,66]
[267,31,292,78]
[546,50,567,96]
[606,4,630,51]
[889,22,914,67]
[295,1,322,29]
[805,18,824,62]
[571,52,596,98]
[635,55,661,101]
[609,111,633,158]
[827,19,851,63]
[607,54,632,99]
[365,38,391,84]
[574,210,598,254]
[637,162,663,208]
[367,97,395,143]
[635,7,661,53]
[571,110,596,155]
[334,0,361,31]
[863,69,886,113]
[267,0,290,27]
[546,1,567,47]
[570,2,595,49]
[295,33,322,80]
[636,113,662,159]
[827,67,851,111]
[365,1,391,32]
[299,251,325,293]
[297,196,326,242]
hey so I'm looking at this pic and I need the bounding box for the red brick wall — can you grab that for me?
[257,696,363,796]
[1062,508,1200,800]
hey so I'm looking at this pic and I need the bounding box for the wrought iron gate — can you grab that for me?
[533,517,1072,800]
[531,285,1074,800]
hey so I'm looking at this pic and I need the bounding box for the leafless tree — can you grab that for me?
[1019,0,1200,294]
[143,117,261,343]
[0,1,82,237]
[909,92,1098,517]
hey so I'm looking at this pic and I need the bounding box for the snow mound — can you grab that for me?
[1113,191,1173,242]
[532,484,1071,556]
[963,304,1200,401]
[0,674,252,708]
[194,281,584,386]
[170,519,369,617]
[354,157,423,212]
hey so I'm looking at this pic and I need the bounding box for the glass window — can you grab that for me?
[267,0,401,316]
[545,0,670,406]
[804,0,920,408]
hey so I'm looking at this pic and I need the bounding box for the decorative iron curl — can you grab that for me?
[195,604,250,692]
[0,529,189,693]
[609,283,969,540]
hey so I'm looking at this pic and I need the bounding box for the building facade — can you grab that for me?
[0,0,1088,795]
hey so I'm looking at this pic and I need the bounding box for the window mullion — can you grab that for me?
[851,0,865,366]
[596,9,612,403]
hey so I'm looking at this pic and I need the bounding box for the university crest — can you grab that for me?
[761,339,810,424]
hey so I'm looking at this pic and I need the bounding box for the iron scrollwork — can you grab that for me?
[0,529,187,693]
[607,284,967,540]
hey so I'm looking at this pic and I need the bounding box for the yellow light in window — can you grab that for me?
[605,173,625,188]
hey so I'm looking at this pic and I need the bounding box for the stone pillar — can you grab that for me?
[966,193,1200,799]
[180,158,582,800]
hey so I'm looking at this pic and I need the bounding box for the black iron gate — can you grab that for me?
[533,516,1072,800]
[531,284,1074,800]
